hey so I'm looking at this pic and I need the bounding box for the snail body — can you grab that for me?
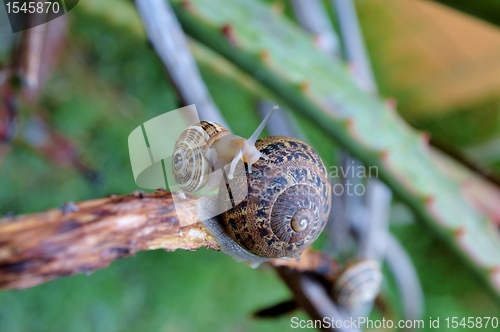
[207,136,332,261]
[172,107,277,194]
[333,259,383,308]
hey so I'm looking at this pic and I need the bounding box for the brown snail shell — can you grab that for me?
[172,121,229,193]
[172,107,277,194]
[333,259,383,308]
[219,136,332,259]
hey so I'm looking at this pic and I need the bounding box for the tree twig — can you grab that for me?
[0,189,339,290]
[0,190,218,290]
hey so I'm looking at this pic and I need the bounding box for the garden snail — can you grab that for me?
[172,106,278,194]
[201,134,332,264]
[172,106,331,263]
[332,259,382,308]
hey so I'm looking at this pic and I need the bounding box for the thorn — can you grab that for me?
[379,149,389,160]
[180,0,193,11]
[271,2,285,15]
[342,118,362,143]
[344,117,355,129]
[299,80,310,92]
[490,266,500,289]
[423,195,434,205]
[454,226,466,237]
[259,49,271,63]
[385,98,397,110]
[420,131,430,146]
[221,24,238,47]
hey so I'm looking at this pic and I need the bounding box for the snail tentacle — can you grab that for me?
[247,105,279,145]
[172,106,278,194]
[228,149,243,180]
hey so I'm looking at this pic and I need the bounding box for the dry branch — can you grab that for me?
[0,190,218,290]
[0,189,338,291]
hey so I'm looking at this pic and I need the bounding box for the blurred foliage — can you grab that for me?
[431,0,500,27]
[0,249,296,332]
[356,0,500,178]
[0,0,499,331]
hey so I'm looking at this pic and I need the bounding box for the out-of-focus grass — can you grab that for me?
[0,249,297,332]
[0,1,499,331]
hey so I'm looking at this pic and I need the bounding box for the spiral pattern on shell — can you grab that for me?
[333,259,383,308]
[172,121,229,193]
[220,136,332,258]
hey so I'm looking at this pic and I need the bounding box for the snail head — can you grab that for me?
[211,105,278,179]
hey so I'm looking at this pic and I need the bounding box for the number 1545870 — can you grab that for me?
[5,1,60,14]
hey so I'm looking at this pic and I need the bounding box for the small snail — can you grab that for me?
[201,135,332,264]
[332,259,383,308]
[172,106,278,194]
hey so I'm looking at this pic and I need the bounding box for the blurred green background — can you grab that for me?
[0,0,499,331]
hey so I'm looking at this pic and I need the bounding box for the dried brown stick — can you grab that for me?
[0,190,338,290]
[0,190,218,290]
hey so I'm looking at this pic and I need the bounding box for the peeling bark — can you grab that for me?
[0,189,218,289]
[0,189,338,290]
